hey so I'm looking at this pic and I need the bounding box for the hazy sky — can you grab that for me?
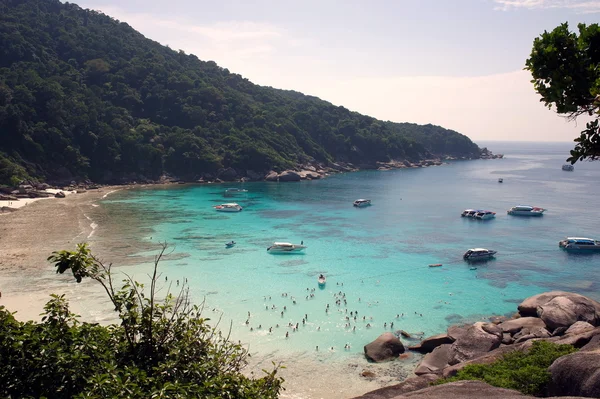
[72,0,599,142]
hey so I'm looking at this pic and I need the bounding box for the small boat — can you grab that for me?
[225,241,236,248]
[461,209,478,217]
[507,205,545,216]
[353,199,372,207]
[267,242,307,253]
[213,203,243,212]
[225,188,248,195]
[318,274,326,286]
[474,211,496,220]
[498,178,503,183]
[562,164,574,172]
[428,263,443,268]
[463,248,497,261]
[559,237,600,251]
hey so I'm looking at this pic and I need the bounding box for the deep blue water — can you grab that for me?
[101,141,600,356]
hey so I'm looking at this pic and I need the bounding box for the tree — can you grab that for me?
[0,243,284,398]
[525,22,600,163]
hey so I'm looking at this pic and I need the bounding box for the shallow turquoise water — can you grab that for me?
[101,141,600,357]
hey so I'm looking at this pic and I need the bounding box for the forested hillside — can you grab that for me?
[0,0,481,185]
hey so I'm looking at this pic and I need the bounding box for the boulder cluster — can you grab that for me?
[359,291,600,398]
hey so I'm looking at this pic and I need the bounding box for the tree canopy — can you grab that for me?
[526,22,600,163]
[0,0,481,185]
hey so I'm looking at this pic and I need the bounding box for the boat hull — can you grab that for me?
[507,210,544,216]
[215,208,242,212]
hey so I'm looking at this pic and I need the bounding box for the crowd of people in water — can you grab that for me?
[204,278,435,353]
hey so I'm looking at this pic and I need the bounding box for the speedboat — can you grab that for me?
[225,188,248,195]
[267,242,307,253]
[507,205,545,216]
[213,203,243,212]
[461,209,478,217]
[353,199,371,207]
[318,274,326,286]
[562,164,574,171]
[225,241,236,248]
[474,211,496,220]
[463,248,497,261]
[559,237,600,251]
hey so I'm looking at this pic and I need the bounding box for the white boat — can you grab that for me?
[267,242,307,253]
[507,205,546,216]
[463,248,497,261]
[225,188,248,195]
[474,211,496,220]
[461,209,479,217]
[498,178,503,183]
[318,274,326,286]
[562,164,574,171]
[353,199,371,207]
[559,237,600,251]
[213,203,243,212]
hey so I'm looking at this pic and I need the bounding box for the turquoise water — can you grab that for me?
[101,141,600,357]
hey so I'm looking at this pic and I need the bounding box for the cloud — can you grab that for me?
[493,0,600,13]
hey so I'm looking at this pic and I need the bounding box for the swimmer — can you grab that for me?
[286,332,289,338]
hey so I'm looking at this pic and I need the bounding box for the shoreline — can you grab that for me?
[0,183,422,399]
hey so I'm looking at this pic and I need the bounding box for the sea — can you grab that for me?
[87,141,599,395]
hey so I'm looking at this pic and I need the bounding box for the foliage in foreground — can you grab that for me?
[526,22,600,163]
[0,243,283,399]
[437,340,577,396]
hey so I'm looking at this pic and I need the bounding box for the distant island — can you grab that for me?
[0,0,499,187]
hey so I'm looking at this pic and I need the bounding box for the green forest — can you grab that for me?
[0,0,482,185]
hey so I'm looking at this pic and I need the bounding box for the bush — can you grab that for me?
[0,243,283,398]
[438,341,577,396]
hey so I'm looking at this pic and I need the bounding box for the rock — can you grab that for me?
[398,330,413,339]
[351,374,439,399]
[502,333,514,345]
[414,344,452,375]
[498,317,547,334]
[364,332,405,362]
[0,194,18,201]
[409,333,454,354]
[217,167,238,181]
[551,326,600,348]
[447,325,469,342]
[489,315,508,324]
[278,170,301,182]
[518,291,600,329]
[447,322,502,365]
[442,343,530,378]
[374,380,530,398]
[552,326,569,336]
[55,191,66,198]
[361,370,376,378]
[264,171,279,181]
[549,346,600,397]
[513,327,551,344]
[565,321,595,335]
[481,323,502,336]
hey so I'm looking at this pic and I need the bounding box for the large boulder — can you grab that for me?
[378,380,530,398]
[278,170,301,182]
[564,321,595,335]
[518,291,600,329]
[414,344,452,375]
[55,191,66,198]
[409,333,454,353]
[498,317,547,334]
[364,332,405,362]
[351,374,439,399]
[447,322,502,365]
[549,346,600,397]
[264,171,279,181]
[245,170,263,181]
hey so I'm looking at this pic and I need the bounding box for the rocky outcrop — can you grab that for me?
[549,341,600,398]
[217,167,238,181]
[54,191,66,198]
[264,171,279,181]
[364,380,530,398]
[518,291,600,330]
[414,344,452,375]
[277,170,302,182]
[352,374,439,399]
[409,333,453,354]
[498,317,547,334]
[364,332,405,362]
[447,322,502,365]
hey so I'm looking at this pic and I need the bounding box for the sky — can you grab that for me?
[71,0,600,142]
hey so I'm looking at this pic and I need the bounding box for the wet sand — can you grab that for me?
[0,185,417,399]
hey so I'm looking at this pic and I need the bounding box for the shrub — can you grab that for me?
[438,340,577,396]
[0,243,283,398]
